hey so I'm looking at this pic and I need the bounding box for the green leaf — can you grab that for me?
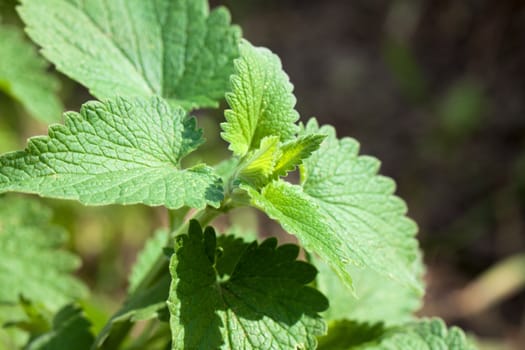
[0,300,42,349]
[2,297,53,337]
[18,0,241,109]
[238,136,281,187]
[318,318,477,350]
[26,305,94,350]
[244,118,423,292]
[0,197,87,312]
[221,40,299,157]
[272,134,325,179]
[95,230,173,348]
[168,220,327,349]
[317,320,385,350]
[94,274,171,349]
[128,229,169,294]
[0,97,223,209]
[0,24,62,123]
[214,157,240,183]
[237,134,325,188]
[314,256,422,325]
[300,119,421,290]
[214,235,251,278]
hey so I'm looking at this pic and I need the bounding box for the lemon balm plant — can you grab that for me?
[0,0,477,349]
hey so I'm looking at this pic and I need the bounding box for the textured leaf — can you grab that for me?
[244,118,422,292]
[128,229,169,294]
[221,40,299,157]
[314,256,422,325]
[237,133,325,189]
[168,221,327,350]
[300,119,421,290]
[318,318,477,350]
[18,0,241,109]
[0,24,62,123]
[27,305,94,350]
[238,136,281,187]
[0,97,223,209]
[272,134,325,179]
[0,197,87,311]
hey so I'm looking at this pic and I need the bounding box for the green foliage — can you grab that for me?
[317,320,385,350]
[128,229,169,294]
[0,24,62,123]
[318,318,476,350]
[0,197,87,311]
[168,220,328,349]
[221,40,299,156]
[299,119,422,291]
[26,305,94,350]
[237,134,325,188]
[18,0,241,109]
[94,274,171,348]
[243,119,423,293]
[0,0,479,348]
[0,97,223,209]
[313,257,422,326]
[0,198,87,349]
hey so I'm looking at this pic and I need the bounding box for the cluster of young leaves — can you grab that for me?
[0,0,478,349]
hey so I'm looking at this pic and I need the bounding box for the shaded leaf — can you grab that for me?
[318,318,477,350]
[27,305,94,350]
[168,221,327,349]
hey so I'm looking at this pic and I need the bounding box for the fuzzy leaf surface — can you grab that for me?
[221,40,299,156]
[18,0,240,109]
[0,197,87,311]
[318,318,477,350]
[245,119,422,292]
[168,221,327,350]
[300,119,421,290]
[0,97,223,209]
[0,24,62,123]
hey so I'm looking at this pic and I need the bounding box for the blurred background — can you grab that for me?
[1,0,525,349]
